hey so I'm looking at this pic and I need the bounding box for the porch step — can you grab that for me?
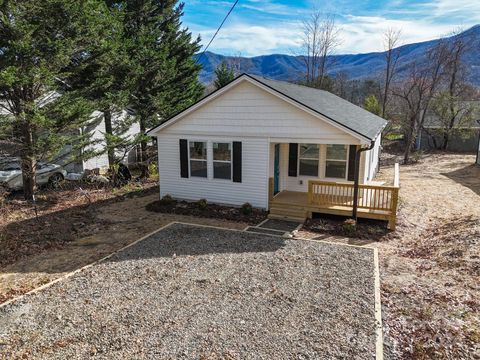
[268,203,308,222]
[269,205,308,217]
[268,213,306,223]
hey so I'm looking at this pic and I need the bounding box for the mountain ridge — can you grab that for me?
[197,25,480,85]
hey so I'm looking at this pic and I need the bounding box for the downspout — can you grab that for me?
[352,141,375,220]
[476,120,480,166]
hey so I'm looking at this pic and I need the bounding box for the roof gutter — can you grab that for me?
[352,140,375,220]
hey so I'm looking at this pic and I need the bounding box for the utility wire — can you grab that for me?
[198,0,240,61]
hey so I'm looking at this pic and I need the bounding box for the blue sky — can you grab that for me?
[182,0,480,56]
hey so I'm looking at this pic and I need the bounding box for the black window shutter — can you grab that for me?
[179,139,189,178]
[232,141,242,182]
[288,143,298,177]
[347,145,357,181]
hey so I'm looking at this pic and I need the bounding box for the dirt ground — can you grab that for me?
[374,153,479,359]
[0,183,247,304]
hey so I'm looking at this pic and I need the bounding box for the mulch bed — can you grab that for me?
[145,199,267,225]
[303,215,391,241]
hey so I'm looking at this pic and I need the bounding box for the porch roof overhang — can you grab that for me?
[267,137,363,145]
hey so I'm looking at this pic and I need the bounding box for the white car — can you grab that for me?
[0,158,67,190]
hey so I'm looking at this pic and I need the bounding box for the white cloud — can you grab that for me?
[189,0,480,57]
[423,0,480,21]
[336,16,465,54]
[193,23,303,56]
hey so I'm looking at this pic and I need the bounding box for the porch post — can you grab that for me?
[352,142,375,220]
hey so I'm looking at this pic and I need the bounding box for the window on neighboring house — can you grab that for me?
[213,142,232,179]
[325,144,348,179]
[189,141,207,177]
[298,143,319,176]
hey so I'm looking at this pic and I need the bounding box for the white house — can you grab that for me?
[148,74,399,226]
[1,97,140,173]
[59,109,141,173]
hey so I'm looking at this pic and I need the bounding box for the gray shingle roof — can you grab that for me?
[247,74,387,141]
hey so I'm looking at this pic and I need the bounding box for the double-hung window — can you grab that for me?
[299,144,319,176]
[189,141,207,177]
[325,144,348,179]
[213,142,232,180]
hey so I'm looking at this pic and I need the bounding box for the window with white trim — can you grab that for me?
[325,144,348,179]
[213,142,232,179]
[189,141,207,177]
[298,144,319,176]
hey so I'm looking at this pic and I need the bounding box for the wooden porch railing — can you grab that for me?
[308,163,400,229]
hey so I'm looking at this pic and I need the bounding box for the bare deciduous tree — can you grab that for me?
[433,30,476,149]
[394,39,450,163]
[333,71,349,98]
[301,11,341,89]
[382,28,402,119]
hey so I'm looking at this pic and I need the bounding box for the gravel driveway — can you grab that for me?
[0,223,378,359]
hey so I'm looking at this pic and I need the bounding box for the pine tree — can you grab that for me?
[364,95,381,116]
[122,0,204,176]
[213,61,235,89]
[0,0,108,200]
[66,2,135,169]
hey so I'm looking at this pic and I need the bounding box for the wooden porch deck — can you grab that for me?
[268,164,400,229]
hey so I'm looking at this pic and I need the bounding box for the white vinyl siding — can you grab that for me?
[157,134,269,209]
[162,81,361,144]
[364,133,381,182]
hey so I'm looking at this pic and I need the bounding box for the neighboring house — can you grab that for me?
[56,109,141,173]
[148,74,401,228]
[0,99,140,173]
[418,101,480,152]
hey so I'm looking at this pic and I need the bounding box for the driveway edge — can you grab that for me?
[0,222,177,309]
[374,248,384,360]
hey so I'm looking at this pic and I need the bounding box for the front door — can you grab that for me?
[274,144,280,194]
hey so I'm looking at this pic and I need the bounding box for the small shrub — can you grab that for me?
[241,202,253,215]
[411,150,424,163]
[148,162,158,177]
[35,194,50,203]
[342,218,357,235]
[197,198,208,210]
[158,194,176,206]
[0,185,10,206]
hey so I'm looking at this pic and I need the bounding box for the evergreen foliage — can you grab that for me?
[213,61,235,89]
[0,0,108,199]
[364,95,382,116]
[121,0,204,175]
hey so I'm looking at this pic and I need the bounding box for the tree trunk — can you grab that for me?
[20,121,36,201]
[403,134,413,164]
[104,108,115,167]
[382,61,390,119]
[139,117,149,178]
[442,132,449,150]
[403,117,417,164]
